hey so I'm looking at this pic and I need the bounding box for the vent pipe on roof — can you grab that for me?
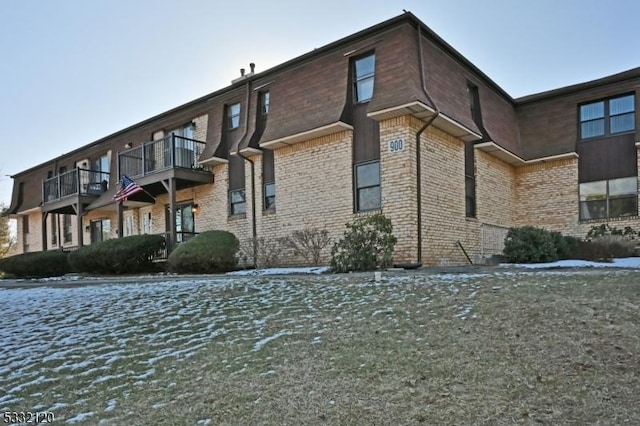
[240,68,246,77]
[250,63,255,73]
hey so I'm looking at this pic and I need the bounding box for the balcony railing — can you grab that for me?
[118,135,208,179]
[43,168,110,203]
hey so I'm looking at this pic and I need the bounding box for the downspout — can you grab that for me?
[234,77,258,268]
[415,23,440,266]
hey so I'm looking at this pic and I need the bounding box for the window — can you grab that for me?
[228,103,241,129]
[50,213,58,246]
[580,94,635,139]
[261,91,270,115]
[354,161,381,211]
[90,219,111,244]
[264,182,275,210]
[141,211,152,234]
[354,53,375,103]
[230,189,246,215]
[63,214,72,244]
[579,176,637,220]
[464,142,476,218]
[262,149,275,211]
[90,154,110,192]
[170,123,197,168]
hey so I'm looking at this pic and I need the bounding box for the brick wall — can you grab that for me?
[379,116,419,263]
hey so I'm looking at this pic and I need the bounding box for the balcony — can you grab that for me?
[42,168,110,214]
[117,135,212,195]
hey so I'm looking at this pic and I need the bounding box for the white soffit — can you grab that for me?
[260,122,353,149]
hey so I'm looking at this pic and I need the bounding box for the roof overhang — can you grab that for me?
[475,141,578,167]
[198,156,229,166]
[367,101,482,142]
[236,147,263,156]
[260,121,353,149]
[86,185,154,211]
[9,206,41,217]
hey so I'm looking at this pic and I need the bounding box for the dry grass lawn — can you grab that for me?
[2,269,639,424]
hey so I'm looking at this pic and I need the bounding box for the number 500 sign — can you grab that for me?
[387,138,405,153]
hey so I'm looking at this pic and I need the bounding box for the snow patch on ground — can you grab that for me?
[227,266,329,276]
[503,257,640,269]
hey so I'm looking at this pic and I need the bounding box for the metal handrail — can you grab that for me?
[118,135,208,179]
[43,168,110,203]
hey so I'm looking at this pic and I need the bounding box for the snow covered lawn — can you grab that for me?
[1,268,639,424]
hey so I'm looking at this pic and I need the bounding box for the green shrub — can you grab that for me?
[550,232,582,260]
[0,250,71,278]
[503,226,559,263]
[330,214,397,272]
[167,230,239,273]
[586,224,638,240]
[68,234,166,274]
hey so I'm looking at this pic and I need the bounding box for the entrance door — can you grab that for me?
[165,202,195,243]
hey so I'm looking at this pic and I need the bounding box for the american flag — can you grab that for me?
[113,175,143,202]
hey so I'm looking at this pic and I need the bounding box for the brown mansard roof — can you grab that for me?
[6,12,640,215]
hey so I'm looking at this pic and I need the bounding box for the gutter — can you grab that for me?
[413,23,441,267]
[233,79,259,268]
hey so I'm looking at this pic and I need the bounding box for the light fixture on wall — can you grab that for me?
[85,225,90,232]
[124,143,132,149]
[192,204,199,214]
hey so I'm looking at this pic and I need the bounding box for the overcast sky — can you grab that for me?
[1,0,638,207]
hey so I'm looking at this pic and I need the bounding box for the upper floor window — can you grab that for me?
[354,53,375,103]
[169,123,194,140]
[228,103,241,130]
[261,91,270,115]
[580,94,635,139]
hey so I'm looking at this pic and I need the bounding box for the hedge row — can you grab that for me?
[0,231,241,278]
[0,250,71,278]
[68,234,166,274]
[504,225,637,263]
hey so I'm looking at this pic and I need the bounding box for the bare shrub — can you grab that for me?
[283,228,331,266]
[239,237,286,268]
[574,235,637,261]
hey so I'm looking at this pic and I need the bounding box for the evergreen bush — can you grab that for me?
[68,234,166,274]
[330,214,397,272]
[167,230,239,273]
[0,250,71,278]
[503,226,558,263]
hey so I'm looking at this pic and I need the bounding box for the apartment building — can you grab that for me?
[4,12,639,266]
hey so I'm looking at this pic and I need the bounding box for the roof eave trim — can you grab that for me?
[475,141,578,166]
[259,121,353,149]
